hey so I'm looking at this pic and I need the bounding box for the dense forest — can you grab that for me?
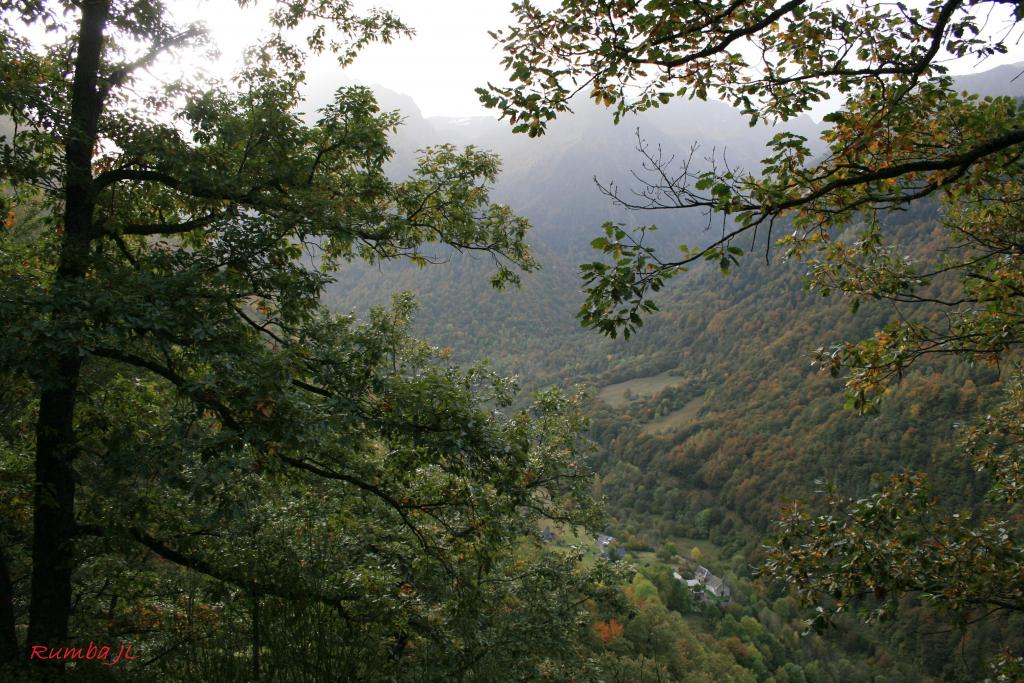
[326,86,1024,682]
[3,1,1024,681]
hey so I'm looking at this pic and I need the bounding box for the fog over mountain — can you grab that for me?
[322,63,1024,384]
[322,83,822,370]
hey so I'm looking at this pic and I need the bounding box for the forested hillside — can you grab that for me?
[323,86,822,386]
[324,66,1024,681]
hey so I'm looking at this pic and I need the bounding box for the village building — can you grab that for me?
[596,534,625,559]
[678,564,730,601]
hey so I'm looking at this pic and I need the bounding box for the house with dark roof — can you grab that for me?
[703,573,730,599]
[678,564,730,601]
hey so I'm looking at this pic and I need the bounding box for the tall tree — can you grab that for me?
[481,0,1024,669]
[1,1,619,678]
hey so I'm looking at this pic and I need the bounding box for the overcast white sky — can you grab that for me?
[171,0,1024,120]
[172,0,524,119]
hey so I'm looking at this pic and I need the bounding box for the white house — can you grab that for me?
[678,564,730,600]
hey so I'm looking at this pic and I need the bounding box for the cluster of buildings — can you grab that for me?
[673,564,730,601]
[597,533,626,559]
[540,528,724,598]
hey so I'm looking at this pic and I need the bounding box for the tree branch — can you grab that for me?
[75,524,359,607]
[116,211,227,236]
[93,168,182,193]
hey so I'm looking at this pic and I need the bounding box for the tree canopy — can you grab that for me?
[0,1,623,679]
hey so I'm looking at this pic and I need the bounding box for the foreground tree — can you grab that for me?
[482,0,1024,669]
[1,1,623,678]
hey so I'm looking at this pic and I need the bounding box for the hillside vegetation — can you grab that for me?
[326,68,1024,681]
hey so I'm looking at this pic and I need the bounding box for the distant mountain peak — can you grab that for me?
[953,61,1024,97]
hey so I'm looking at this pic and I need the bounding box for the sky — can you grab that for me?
[173,0,526,119]
[168,0,1024,121]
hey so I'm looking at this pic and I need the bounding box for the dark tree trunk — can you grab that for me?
[251,596,261,681]
[26,0,109,672]
[0,545,18,664]
[26,354,83,657]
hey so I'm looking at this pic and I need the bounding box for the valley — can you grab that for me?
[322,66,1024,681]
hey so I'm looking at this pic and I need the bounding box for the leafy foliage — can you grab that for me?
[0,1,618,679]
[483,0,1024,674]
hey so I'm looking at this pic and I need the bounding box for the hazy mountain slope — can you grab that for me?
[320,65,1024,681]
[326,65,1022,384]
[950,61,1024,97]
[323,87,820,383]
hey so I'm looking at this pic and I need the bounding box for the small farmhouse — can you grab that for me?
[596,534,625,559]
[703,573,730,599]
[679,565,730,601]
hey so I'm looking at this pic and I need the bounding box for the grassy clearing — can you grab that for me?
[536,520,604,563]
[631,537,722,566]
[668,537,723,567]
[640,396,706,436]
[630,550,659,566]
[597,370,684,408]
